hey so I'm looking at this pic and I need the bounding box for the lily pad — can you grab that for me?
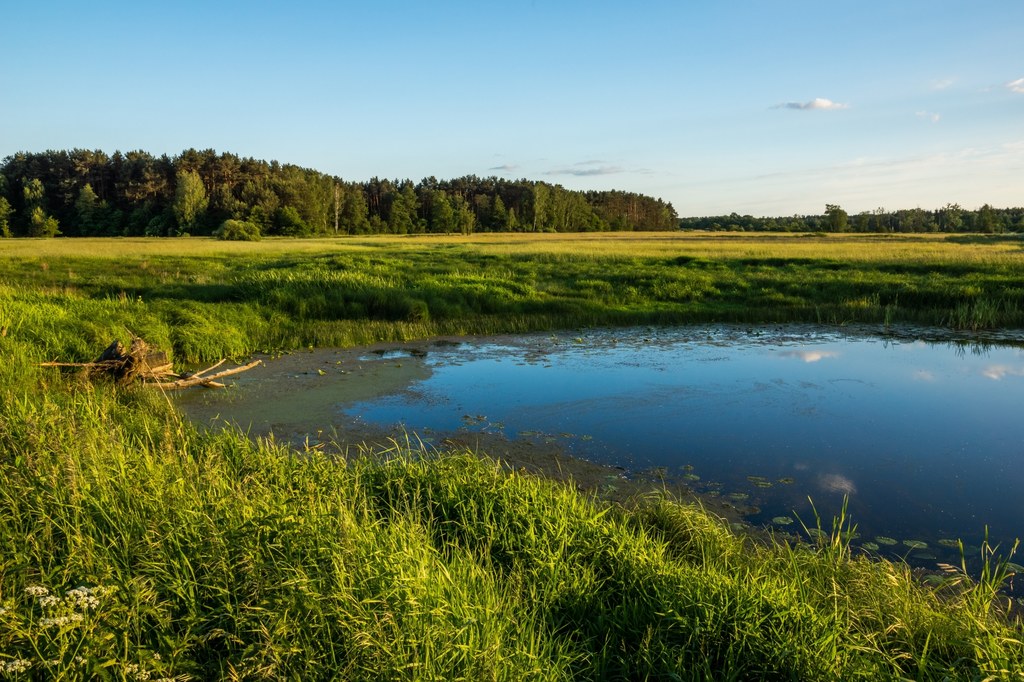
[747,475,770,484]
[937,538,960,549]
[903,539,928,550]
[727,492,749,501]
[777,477,795,485]
[874,536,898,546]
[752,480,773,488]
[771,516,794,526]
[806,528,827,541]
[682,474,701,482]
[862,542,880,551]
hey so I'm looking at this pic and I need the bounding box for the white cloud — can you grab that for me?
[818,473,856,495]
[776,97,850,111]
[778,350,838,363]
[982,364,1024,380]
[488,163,519,173]
[931,78,954,91]
[1007,78,1024,94]
[546,163,623,177]
[916,111,941,123]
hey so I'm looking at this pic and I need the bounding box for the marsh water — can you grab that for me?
[177,326,1024,572]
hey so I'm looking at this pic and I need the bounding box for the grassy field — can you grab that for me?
[1,233,1023,680]
[3,232,1024,364]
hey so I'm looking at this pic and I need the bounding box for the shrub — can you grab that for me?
[215,219,262,241]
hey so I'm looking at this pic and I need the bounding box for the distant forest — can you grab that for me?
[681,202,1024,234]
[0,149,678,238]
[1,149,1020,239]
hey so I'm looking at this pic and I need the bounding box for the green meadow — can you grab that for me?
[1,233,1023,680]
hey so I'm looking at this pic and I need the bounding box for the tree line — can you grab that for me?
[680,202,1024,234]
[0,149,678,238]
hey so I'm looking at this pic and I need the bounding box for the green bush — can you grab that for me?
[215,219,262,241]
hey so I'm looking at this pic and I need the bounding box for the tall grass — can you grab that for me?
[4,233,1024,366]
[1,376,1020,679]
[1,234,1023,679]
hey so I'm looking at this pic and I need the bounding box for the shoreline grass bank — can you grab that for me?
[1,234,1022,679]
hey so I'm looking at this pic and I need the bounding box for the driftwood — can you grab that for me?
[40,337,261,389]
[146,359,263,390]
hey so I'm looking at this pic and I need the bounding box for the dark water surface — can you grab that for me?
[180,326,1024,572]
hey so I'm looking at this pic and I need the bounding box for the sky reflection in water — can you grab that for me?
[345,327,1024,558]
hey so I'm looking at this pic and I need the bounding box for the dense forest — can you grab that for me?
[0,149,678,238]
[2,149,1019,239]
[681,202,1024,234]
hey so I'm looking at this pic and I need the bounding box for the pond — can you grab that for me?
[176,325,1024,577]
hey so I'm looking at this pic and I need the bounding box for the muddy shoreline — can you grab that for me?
[173,323,1024,538]
[172,332,763,522]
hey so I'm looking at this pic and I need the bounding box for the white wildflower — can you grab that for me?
[39,612,84,628]
[24,585,49,597]
[0,658,32,673]
[38,595,62,608]
[124,662,152,681]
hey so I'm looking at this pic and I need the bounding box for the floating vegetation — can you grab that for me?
[903,540,929,550]
[752,480,773,489]
[777,477,795,485]
[727,492,749,501]
[771,516,794,526]
[461,414,488,426]
[682,474,700,482]
[681,464,695,472]
[875,536,898,546]
[1006,562,1024,574]
[913,552,937,560]
[862,542,880,551]
[805,528,828,541]
[937,538,961,549]
[746,475,770,484]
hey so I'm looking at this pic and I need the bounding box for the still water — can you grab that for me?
[181,326,1024,570]
[344,326,1024,562]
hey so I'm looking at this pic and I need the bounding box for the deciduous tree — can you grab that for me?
[172,169,208,232]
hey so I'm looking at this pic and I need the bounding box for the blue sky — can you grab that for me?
[1,1,1021,217]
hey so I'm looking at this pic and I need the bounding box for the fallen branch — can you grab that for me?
[39,337,262,389]
[146,359,263,390]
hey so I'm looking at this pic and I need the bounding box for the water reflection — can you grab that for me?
[177,325,1024,579]
[341,326,1023,570]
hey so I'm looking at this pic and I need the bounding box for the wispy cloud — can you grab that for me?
[916,111,941,123]
[931,78,955,91]
[488,163,519,173]
[1007,78,1024,94]
[546,162,623,177]
[774,97,849,111]
[778,350,838,363]
[982,364,1024,380]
